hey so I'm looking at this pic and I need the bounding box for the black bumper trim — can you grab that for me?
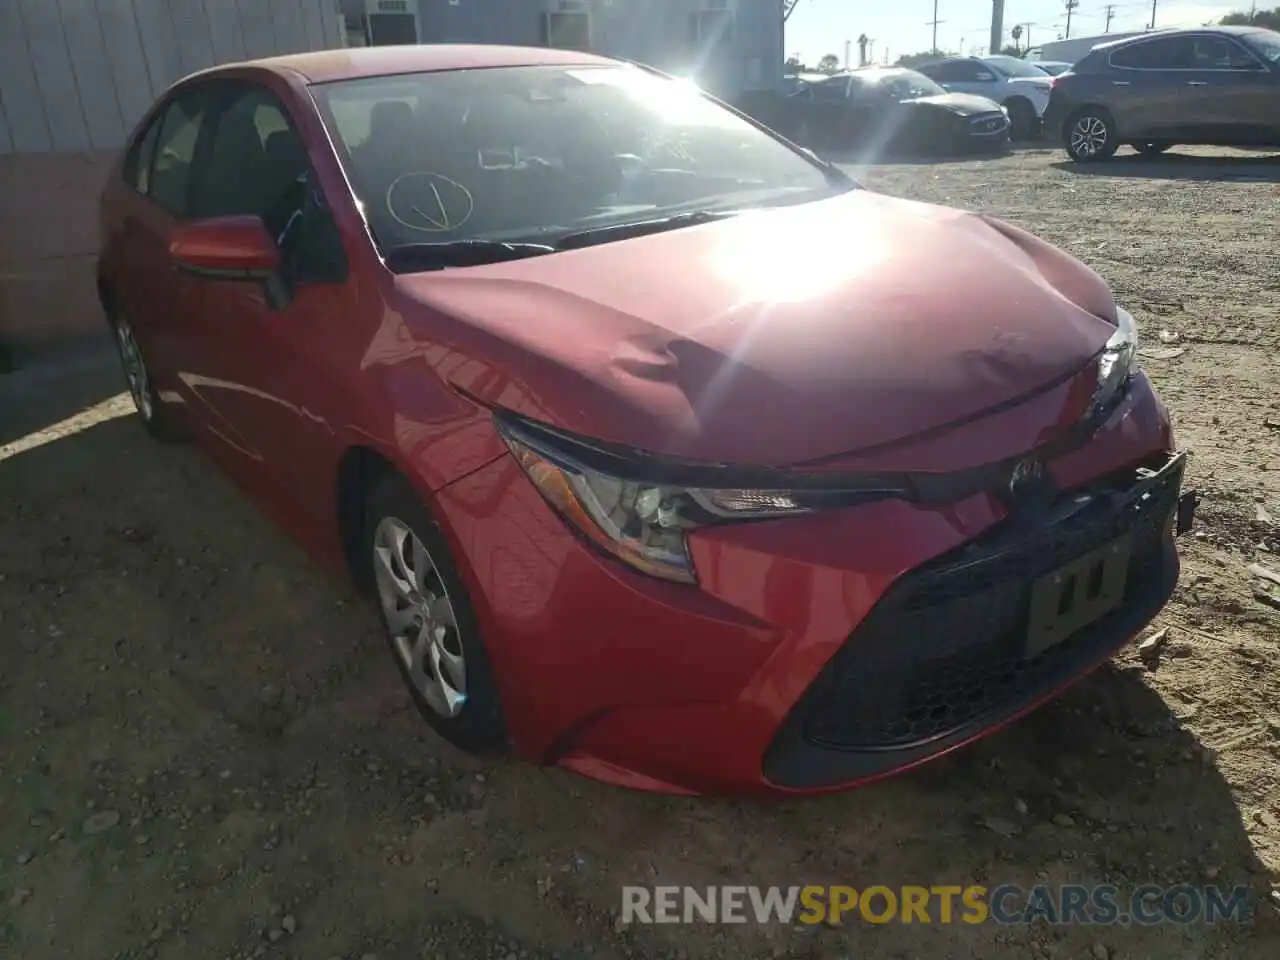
[762,455,1185,791]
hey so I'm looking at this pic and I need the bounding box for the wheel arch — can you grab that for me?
[335,445,400,592]
[97,276,118,325]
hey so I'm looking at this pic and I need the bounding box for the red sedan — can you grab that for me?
[97,45,1196,796]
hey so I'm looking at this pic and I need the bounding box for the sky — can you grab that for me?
[785,0,1253,64]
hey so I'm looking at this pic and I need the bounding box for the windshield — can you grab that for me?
[1243,29,1280,63]
[983,56,1051,78]
[861,69,945,100]
[312,65,847,255]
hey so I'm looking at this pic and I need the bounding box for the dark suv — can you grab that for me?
[1043,26,1280,161]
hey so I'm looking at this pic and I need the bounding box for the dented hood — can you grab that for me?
[394,190,1118,466]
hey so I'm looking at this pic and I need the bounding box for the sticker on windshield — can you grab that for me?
[386,172,474,233]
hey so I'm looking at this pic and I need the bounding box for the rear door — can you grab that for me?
[178,80,355,528]
[111,87,215,391]
[1104,36,1194,137]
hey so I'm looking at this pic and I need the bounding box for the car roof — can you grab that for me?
[194,43,617,85]
[1090,25,1262,52]
[849,66,917,75]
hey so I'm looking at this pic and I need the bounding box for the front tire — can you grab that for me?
[109,310,185,442]
[1004,98,1037,141]
[1065,108,1118,162]
[364,473,506,753]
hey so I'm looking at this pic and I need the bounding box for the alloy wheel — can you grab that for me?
[1069,115,1109,159]
[115,319,153,421]
[372,517,467,718]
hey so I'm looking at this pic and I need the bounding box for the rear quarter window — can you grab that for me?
[121,117,162,194]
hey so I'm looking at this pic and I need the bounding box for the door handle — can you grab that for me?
[1111,80,1131,86]
[1185,80,1209,86]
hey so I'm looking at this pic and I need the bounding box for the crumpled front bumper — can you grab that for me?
[431,372,1192,796]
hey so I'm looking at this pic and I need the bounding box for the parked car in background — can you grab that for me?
[1028,60,1073,76]
[784,67,1010,155]
[1044,27,1280,161]
[917,56,1051,139]
[781,71,831,95]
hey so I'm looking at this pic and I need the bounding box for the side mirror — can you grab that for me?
[169,216,280,280]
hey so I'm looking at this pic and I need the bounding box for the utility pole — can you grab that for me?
[844,39,851,69]
[928,0,946,53]
[1104,4,1115,31]
[1149,0,1158,29]
[1064,0,1079,39]
[990,0,1005,61]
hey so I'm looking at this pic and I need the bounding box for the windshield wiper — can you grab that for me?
[383,240,557,273]
[554,209,741,251]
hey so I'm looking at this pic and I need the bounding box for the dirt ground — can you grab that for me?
[2,146,1279,960]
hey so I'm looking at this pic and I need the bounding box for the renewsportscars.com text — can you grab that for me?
[619,884,1254,926]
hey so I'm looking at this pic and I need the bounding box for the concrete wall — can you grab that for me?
[0,0,345,360]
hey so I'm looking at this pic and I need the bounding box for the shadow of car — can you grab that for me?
[1052,149,1280,182]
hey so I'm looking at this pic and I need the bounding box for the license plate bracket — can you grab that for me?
[1026,534,1132,658]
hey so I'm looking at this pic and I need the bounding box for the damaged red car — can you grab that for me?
[97,45,1197,796]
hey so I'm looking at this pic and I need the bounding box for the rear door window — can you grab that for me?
[809,77,851,101]
[1109,37,1193,70]
[148,91,212,216]
[122,117,162,194]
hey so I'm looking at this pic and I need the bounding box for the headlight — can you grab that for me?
[498,423,813,584]
[1090,306,1139,417]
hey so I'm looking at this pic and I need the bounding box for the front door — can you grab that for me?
[177,82,356,532]
[1180,34,1277,142]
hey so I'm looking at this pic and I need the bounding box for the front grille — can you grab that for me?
[802,455,1183,752]
[971,114,1007,133]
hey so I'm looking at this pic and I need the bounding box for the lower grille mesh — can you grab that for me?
[803,458,1181,751]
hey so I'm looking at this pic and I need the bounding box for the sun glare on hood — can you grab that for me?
[711,204,891,305]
